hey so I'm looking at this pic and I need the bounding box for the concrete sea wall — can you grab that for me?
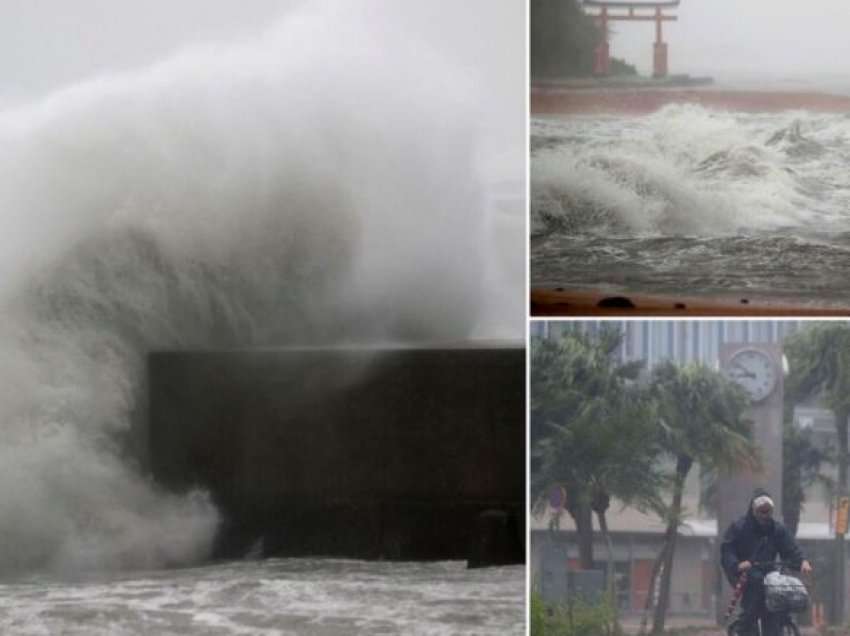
[148,345,525,563]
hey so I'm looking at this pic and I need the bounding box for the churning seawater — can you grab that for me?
[531,103,850,304]
[0,1,524,633]
[0,560,525,635]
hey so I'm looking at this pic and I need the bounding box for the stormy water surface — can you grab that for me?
[531,103,850,304]
[0,1,524,633]
[0,560,524,635]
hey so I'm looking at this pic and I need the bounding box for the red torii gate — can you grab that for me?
[583,0,680,78]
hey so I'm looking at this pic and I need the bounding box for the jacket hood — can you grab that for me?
[749,488,773,507]
[746,487,776,535]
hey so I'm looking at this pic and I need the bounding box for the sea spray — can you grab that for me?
[531,104,850,300]
[0,2,507,575]
[530,104,845,238]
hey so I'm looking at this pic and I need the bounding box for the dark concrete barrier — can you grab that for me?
[148,345,525,563]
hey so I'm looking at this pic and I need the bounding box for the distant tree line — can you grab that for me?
[531,0,638,79]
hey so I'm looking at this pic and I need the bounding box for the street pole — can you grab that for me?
[834,414,848,625]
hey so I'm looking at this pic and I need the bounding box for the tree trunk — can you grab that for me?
[833,410,848,625]
[596,509,620,629]
[652,455,692,635]
[568,496,595,569]
[591,490,615,597]
[638,539,670,636]
[783,431,802,538]
[592,488,620,633]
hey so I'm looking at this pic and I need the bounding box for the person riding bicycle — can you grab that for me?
[721,489,813,636]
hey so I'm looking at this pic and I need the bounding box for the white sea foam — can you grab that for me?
[0,1,522,575]
[532,104,850,236]
[0,560,526,635]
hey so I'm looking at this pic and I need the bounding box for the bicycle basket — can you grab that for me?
[764,571,809,613]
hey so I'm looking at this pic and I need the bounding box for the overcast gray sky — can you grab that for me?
[0,1,300,102]
[605,0,850,80]
[0,0,525,171]
[0,0,522,112]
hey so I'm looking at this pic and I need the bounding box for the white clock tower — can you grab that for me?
[717,343,784,520]
[715,342,784,618]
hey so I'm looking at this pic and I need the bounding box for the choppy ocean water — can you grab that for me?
[531,103,850,305]
[0,559,525,635]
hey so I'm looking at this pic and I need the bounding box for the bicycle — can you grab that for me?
[725,561,809,636]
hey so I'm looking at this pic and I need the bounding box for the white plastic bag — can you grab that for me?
[764,571,809,613]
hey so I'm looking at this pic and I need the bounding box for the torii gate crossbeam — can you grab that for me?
[582,1,679,78]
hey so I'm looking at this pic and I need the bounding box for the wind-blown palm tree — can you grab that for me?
[531,326,665,577]
[784,323,850,624]
[646,361,755,635]
[782,419,834,537]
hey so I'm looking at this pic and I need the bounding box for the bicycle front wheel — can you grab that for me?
[780,622,800,636]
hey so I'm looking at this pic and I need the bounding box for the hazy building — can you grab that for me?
[531,320,804,368]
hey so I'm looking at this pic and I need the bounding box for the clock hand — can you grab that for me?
[730,364,755,379]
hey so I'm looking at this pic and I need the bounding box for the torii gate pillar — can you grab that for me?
[593,8,611,75]
[653,42,668,77]
[652,7,668,78]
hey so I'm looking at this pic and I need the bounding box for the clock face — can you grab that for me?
[727,349,778,402]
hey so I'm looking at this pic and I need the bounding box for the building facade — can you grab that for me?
[531,320,804,369]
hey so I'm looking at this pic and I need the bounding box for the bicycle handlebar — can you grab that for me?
[737,561,812,579]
